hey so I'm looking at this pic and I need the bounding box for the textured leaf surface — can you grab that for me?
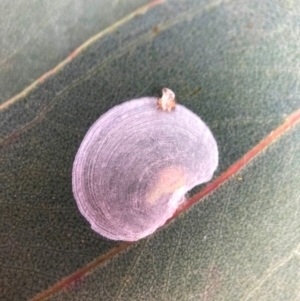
[0,0,300,300]
[0,0,148,104]
[47,123,300,301]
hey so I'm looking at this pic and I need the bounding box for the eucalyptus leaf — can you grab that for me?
[1,0,300,300]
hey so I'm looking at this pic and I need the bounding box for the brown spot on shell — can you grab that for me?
[146,166,186,204]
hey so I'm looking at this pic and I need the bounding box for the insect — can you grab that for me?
[72,88,218,241]
[157,87,176,112]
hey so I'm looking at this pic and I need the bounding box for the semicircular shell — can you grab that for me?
[72,90,218,241]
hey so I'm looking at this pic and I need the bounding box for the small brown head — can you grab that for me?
[157,88,176,112]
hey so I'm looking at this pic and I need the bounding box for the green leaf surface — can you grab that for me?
[0,0,149,104]
[1,0,300,300]
[48,123,300,301]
